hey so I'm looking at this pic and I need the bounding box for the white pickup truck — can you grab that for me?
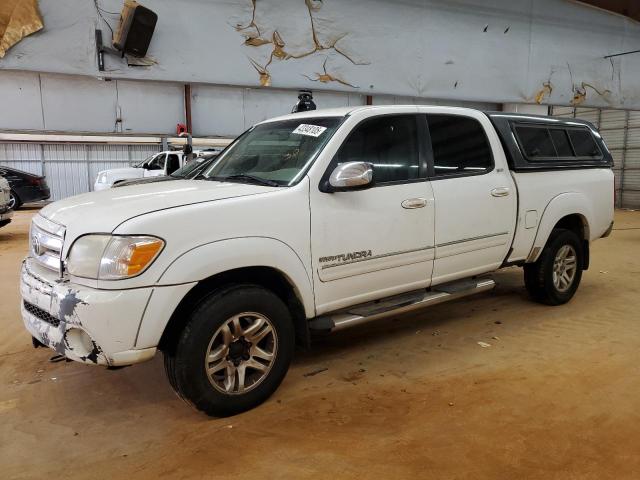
[94,150,201,191]
[21,106,614,416]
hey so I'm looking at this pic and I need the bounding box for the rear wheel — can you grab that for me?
[524,228,583,305]
[163,284,295,417]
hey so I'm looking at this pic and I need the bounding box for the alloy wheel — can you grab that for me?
[552,244,577,292]
[204,312,277,395]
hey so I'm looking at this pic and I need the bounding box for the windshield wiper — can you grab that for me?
[220,174,281,187]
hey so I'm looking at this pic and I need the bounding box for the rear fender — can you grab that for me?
[527,193,592,263]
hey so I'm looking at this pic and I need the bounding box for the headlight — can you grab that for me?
[67,235,164,280]
[97,173,108,184]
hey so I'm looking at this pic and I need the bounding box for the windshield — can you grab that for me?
[200,117,342,186]
[171,154,218,178]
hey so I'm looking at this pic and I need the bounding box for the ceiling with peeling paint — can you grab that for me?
[577,1,640,23]
[2,0,640,108]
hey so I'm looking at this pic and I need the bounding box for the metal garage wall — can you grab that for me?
[551,106,640,208]
[0,142,161,201]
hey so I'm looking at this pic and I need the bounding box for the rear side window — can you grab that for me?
[514,126,556,158]
[514,124,601,161]
[335,115,420,184]
[549,129,573,156]
[427,114,493,176]
[567,129,601,157]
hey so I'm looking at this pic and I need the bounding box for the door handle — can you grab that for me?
[401,197,428,209]
[491,187,510,197]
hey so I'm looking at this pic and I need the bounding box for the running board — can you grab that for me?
[309,278,496,332]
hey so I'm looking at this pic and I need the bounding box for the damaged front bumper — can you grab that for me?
[20,258,157,366]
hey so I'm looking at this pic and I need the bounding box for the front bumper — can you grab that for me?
[93,182,111,192]
[20,259,157,366]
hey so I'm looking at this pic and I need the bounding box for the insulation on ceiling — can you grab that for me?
[0,0,43,58]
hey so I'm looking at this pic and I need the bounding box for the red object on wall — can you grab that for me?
[176,123,187,135]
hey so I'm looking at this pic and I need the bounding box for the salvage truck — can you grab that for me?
[21,106,614,416]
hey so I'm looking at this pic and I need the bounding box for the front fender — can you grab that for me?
[527,192,592,262]
[157,236,315,317]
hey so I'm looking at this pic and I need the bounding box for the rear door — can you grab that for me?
[424,111,517,284]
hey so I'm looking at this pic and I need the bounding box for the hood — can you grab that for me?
[113,175,176,188]
[40,180,276,240]
[102,167,144,182]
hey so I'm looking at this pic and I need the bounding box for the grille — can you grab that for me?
[30,216,65,275]
[23,301,60,327]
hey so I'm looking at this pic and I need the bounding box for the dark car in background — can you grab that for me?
[0,167,51,209]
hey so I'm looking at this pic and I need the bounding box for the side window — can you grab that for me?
[147,154,166,171]
[514,125,602,161]
[335,115,420,184]
[514,126,556,159]
[427,114,493,176]
[567,129,601,158]
[549,129,573,157]
[166,154,180,174]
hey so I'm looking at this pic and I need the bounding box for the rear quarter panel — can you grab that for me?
[509,168,614,262]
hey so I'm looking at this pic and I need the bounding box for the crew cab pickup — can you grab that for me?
[94,150,204,191]
[20,106,614,417]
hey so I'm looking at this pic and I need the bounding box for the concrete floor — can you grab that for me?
[1,208,639,479]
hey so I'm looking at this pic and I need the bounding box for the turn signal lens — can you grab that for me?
[127,240,164,276]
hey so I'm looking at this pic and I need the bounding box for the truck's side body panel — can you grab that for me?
[485,112,614,264]
[423,109,518,285]
[306,107,437,315]
[507,169,614,262]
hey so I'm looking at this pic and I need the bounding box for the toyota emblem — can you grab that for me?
[32,234,43,256]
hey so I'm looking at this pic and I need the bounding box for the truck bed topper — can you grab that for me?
[484,112,613,171]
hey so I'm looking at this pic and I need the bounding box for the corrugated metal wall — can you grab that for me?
[0,143,160,201]
[551,106,640,208]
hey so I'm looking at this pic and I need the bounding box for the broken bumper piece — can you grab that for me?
[20,259,157,366]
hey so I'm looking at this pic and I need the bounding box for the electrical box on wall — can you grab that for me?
[113,0,158,58]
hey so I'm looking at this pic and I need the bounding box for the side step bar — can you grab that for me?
[309,278,495,333]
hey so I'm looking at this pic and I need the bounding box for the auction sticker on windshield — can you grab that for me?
[292,124,327,137]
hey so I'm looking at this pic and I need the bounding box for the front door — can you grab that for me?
[310,114,435,314]
[424,112,517,284]
[143,153,167,178]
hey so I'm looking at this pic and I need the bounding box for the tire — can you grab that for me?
[163,284,295,417]
[8,191,21,210]
[524,228,583,305]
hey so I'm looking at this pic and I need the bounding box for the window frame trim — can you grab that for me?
[319,113,428,191]
[512,122,604,163]
[424,113,495,181]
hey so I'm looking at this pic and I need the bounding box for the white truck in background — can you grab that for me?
[94,150,208,191]
[21,106,614,417]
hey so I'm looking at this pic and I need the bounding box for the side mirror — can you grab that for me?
[327,161,374,192]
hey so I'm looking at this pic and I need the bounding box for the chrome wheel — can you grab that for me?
[8,193,16,210]
[552,245,577,293]
[205,312,277,395]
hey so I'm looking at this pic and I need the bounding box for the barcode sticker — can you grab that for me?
[292,124,327,137]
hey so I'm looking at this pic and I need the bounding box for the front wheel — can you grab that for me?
[164,284,295,417]
[524,228,583,305]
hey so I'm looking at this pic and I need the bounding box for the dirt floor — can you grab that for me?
[1,208,639,479]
